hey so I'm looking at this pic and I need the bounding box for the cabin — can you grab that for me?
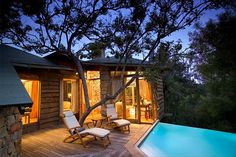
[0,45,164,135]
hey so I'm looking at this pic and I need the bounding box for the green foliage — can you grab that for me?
[0,0,44,35]
[190,12,236,132]
[162,12,236,133]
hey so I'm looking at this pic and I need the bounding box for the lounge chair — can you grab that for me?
[62,111,111,148]
[106,104,131,133]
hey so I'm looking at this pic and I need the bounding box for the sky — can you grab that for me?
[163,9,224,50]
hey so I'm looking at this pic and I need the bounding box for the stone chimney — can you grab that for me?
[92,48,105,59]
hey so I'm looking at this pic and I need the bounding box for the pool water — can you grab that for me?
[139,122,236,157]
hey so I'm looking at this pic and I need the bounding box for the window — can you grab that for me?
[81,71,101,118]
[63,79,79,113]
[21,80,40,125]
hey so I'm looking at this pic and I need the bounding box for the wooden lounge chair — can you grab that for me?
[106,104,131,133]
[62,111,111,148]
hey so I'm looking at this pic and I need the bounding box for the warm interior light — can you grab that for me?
[127,71,135,75]
[130,107,135,115]
[21,80,39,125]
[82,71,101,119]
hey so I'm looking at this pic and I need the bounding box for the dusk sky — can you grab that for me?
[164,8,224,50]
[132,8,223,60]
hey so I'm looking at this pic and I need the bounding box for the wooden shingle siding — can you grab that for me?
[40,102,59,109]
[156,77,165,119]
[40,72,61,129]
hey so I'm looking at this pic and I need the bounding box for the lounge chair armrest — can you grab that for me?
[68,125,81,131]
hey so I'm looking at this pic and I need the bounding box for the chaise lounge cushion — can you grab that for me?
[63,113,81,129]
[81,128,110,138]
[113,119,130,127]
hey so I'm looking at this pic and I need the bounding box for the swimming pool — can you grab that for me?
[139,122,236,157]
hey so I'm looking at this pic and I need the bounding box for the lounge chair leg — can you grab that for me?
[76,133,86,148]
[107,136,111,144]
[63,136,71,143]
[120,127,123,133]
[101,138,106,148]
[80,138,86,148]
[64,136,78,143]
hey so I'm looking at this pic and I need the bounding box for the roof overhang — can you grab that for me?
[0,60,33,107]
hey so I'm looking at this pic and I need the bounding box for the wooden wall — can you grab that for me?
[39,71,61,129]
[156,77,165,119]
[17,68,62,133]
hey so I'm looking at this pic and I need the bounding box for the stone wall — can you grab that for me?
[0,106,22,157]
[100,66,112,116]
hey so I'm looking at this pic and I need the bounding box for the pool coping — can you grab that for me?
[125,120,160,157]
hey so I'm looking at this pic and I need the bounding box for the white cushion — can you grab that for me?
[106,104,118,119]
[113,119,130,127]
[63,111,81,129]
[81,128,110,138]
[63,111,74,117]
[107,107,118,119]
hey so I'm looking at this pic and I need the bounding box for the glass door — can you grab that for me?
[63,79,79,113]
[125,77,138,122]
[139,78,154,123]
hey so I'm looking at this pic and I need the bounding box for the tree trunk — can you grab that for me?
[70,54,90,109]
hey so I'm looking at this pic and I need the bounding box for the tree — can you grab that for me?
[189,12,236,132]
[0,0,214,125]
[0,0,45,35]
[144,40,205,126]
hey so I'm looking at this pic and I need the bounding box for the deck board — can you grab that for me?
[22,123,151,157]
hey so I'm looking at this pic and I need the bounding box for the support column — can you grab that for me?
[136,78,141,123]
[100,67,112,116]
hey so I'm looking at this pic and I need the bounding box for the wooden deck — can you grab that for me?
[22,123,151,157]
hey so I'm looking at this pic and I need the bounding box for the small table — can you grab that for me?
[91,116,110,128]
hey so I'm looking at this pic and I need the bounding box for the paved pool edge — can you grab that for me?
[126,120,160,157]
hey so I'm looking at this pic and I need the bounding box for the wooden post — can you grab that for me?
[150,82,156,120]
[122,77,126,119]
[136,78,141,123]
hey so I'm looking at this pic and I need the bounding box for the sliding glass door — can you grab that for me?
[139,78,154,123]
[125,77,138,122]
[111,71,155,123]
